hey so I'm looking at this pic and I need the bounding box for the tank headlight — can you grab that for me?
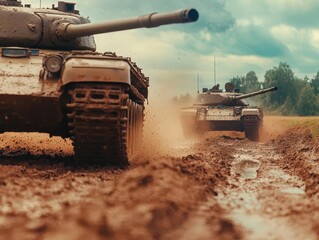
[46,56,62,73]
[234,108,241,115]
[199,107,207,113]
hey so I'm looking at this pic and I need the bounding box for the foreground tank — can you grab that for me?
[0,1,199,165]
[180,83,277,141]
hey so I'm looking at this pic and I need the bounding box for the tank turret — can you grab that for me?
[195,83,277,106]
[0,0,22,6]
[0,4,198,51]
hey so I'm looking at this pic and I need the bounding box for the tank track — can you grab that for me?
[243,115,260,141]
[66,83,143,165]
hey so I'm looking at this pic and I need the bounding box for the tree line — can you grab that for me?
[230,62,319,116]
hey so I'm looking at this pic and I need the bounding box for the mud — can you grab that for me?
[0,116,318,239]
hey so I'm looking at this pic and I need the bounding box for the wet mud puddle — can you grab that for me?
[231,154,261,179]
[218,141,316,240]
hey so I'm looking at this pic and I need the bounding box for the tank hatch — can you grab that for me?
[0,0,22,6]
[0,4,197,51]
[52,1,79,14]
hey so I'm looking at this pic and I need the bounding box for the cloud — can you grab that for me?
[227,0,319,29]
[227,25,289,57]
[269,24,319,75]
[189,0,235,33]
[82,0,235,32]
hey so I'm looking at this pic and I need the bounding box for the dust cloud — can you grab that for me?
[140,99,191,159]
[142,91,197,158]
[261,116,296,141]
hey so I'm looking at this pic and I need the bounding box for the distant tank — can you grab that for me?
[180,83,277,141]
[0,1,199,165]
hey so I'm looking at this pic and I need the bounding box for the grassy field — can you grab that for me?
[263,116,319,139]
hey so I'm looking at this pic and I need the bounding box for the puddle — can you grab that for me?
[280,187,305,195]
[220,143,316,240]
[230,210,312,240]
[232,159,261,179]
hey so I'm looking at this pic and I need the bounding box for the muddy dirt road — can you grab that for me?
[0,117,318,240]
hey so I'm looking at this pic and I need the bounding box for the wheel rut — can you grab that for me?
[217,139,317,240]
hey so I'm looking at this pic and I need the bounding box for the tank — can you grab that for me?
[0,1,199,165]
[180,82,277,141]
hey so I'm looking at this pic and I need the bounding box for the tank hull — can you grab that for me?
[201,120,244,131]
[0,94,66,135]
[0,48,147,165]
[180,106,262,141]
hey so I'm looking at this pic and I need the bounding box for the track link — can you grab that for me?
[66,83,130,165]
[243,115,260,141]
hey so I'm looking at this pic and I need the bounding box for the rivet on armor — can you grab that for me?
[27,24,36,32]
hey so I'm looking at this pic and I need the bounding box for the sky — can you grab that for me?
[24,0,319,100]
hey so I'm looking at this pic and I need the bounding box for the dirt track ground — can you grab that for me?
[0,115,318,240]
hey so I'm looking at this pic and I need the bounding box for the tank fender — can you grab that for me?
[241,108,260,116]
[61,57,131,86]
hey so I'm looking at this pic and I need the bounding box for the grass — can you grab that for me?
[268,116,319,139]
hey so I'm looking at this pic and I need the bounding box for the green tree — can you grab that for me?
[230,76,244,91]
[280,96,296,115]
[243,71,261,92]
[230,71,260,93]
[263,62,300,109]
[310,71,319,95]
[296,84,319,116]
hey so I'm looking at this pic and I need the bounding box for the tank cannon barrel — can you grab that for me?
[56,8,199,40]
[232,86,278,100]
